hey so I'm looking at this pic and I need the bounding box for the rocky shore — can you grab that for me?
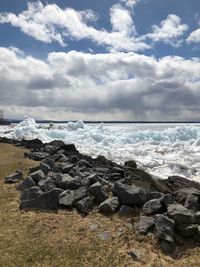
[1,137,200,255]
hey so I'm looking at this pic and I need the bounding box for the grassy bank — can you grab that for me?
[0,143,200,267]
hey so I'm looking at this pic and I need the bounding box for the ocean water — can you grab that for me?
[1,117,200,182]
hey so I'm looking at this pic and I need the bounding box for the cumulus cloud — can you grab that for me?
[0,1,149,52]
[144,14,189,47]
[120,0,140,10]
[0,47,200,121]
[186,28,200,44]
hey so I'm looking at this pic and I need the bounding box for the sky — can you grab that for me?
[0,0,200,121]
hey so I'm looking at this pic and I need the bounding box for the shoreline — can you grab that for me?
[1,137,200,264]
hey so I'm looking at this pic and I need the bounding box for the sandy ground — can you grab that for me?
[0,143,200,267]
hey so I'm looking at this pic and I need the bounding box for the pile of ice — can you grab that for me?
[1,117,200,182]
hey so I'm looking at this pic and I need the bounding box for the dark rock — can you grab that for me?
[143,199,163,215]
[124,160,137,169]
[77,159,92,168]
[29,165,40,174]
[20,139,44,149]
[137,216,155,234]
[17,177,36,191]
[4,171,23,183]
[88,182,108,203]
[118,205,135,216]
[25,151,49,161]
[58,162,73,173]
[184,194,199,211]
[48,140,66,148]
[39,162,51,174]
[146,191,164,202]
[110,167,125,177]
[62,144,78,154]
[30,170,45,183]
[155,214,175,243]
[159,240,175,255]
[99,197,119,214]
[58,187,87,208]
[128,250,141,261]
[20,189,59,210]
[176,224,198,237]
[75,197,94,214]
[160,194,175,209]
[163,176,200,193]
[167,204,195,224]
[58,174,82,190]
[113,182,146,207]
[195,211,200,224]
[20,186,43,201]
[174,188,200,204]
[38,178,56,192]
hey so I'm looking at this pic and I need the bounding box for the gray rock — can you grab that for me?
[90,224,99,231]
[167,204,195,224]
[29,165,40,173]
[58,162,73,173]
[30,170,45,183]
[20,186,43,201]
[195,211,200,224]
[174,188,200,204]
[4,171,23,183]
[143,199,163,215]
[128,250,141,261]
[77,159,92,168]
[160,194,175,209]
[88,182,108,203]
[124,160,137,169]
[75,197,94,214]
[39,162,51,174]
[118,205,135,216]
[17,177,36,191]
[137,216,155,234]
[155,214,175,243]
[113,182,146,207]
[58,187,87,208]
[99,197,119,214]
[98,231,111,241]
[184,194,199,211]
[20,189,59,210]
[58,174,82,190]
[176,224,198,237]
[25,152,49,161]
[146,191,164,202]
[38,178,56,192]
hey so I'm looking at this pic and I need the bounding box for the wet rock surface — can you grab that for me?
[2,137,200,255]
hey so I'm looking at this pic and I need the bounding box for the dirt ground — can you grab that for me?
[0,143,200,267]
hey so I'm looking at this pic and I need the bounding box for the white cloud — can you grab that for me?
[120,0,140,9]
[144,14,189,47]
[186,28,200,44]
[0,47,200,121]
[0,1,149,52]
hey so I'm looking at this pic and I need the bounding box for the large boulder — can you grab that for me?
[176,224,198,238]
[20,189,59,210]
[88,182,108,203]
[155,214,175,242]
[137,216,155,235]
[17,177,36,191]
[4,171,23,183]
[143,199,163,215]
[118,205,135,216]
[59,187,87,208]
[20,186,43,201]
[30,170,45,183]
[167,204,195,224]
[113,182,146,207]
[75,197,94,214]
[24,151,49,161]
[174,188,200,204]
[99,197,119,214]
[57,162,73,173]
[58,174,82,190]
[184,194,199,211]
[38,178,56,192]
[124,160,137,169]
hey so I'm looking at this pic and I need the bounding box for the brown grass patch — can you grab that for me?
[0,143,200,266]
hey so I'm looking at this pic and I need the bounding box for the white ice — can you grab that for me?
[1,117,200,182]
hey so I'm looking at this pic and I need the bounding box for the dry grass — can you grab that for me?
[0,143,200,267]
